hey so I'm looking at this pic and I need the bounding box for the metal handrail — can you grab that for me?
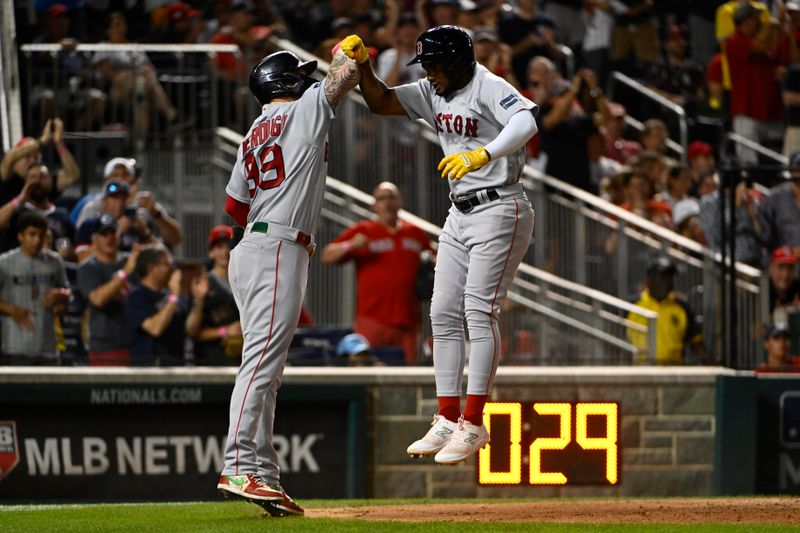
[610,71,688,164]
[624,115,685,158]
[325,177,444,237]
[557,44,575,78]
[20,43,241,54]
[521,165,763,281]
[725,131,788,166]
[506,292,639,353]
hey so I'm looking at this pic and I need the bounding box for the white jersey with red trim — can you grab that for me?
[225,79,334,235]
[220,75,339,494]
[393,64,537,196]
[395,60,536,464]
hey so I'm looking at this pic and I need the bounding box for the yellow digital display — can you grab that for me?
[478,402,620,486]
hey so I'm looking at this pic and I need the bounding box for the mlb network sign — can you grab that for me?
[0,384,365,501]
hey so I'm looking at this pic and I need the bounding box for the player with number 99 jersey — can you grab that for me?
[225,79,333,236]
[217,49,359,517]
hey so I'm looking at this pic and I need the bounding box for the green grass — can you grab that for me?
[0,500,795,533]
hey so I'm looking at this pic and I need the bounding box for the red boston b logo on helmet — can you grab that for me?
[417,41,423,55]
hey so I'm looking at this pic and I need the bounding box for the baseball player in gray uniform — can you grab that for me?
[216,49,359,515]
[342,26,537,464]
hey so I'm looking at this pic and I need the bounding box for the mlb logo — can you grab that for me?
[0,421,19,481]
[781,392,800,449]
[417,41,423,56]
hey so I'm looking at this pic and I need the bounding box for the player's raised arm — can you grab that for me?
[339,35,407,116]
[324,50,362,108]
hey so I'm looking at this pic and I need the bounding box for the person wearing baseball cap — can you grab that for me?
[74,179,131,261]
[686,141,715,186]
[672,198,706,245]
[75,156,182,249]
[757,323,798,372]
[768,246,800,314]
[76,212,139,366]
[188,225,243,366]
[627,256,703,365]
[335,333,383,366]
[69,157,137,225]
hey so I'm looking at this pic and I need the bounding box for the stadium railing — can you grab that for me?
[608,71,688,164]
[214,126,659,366]
[522,164,767,368]
[725,131,788,167]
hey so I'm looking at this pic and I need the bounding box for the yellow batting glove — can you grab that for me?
[437,148,491,180]
[339,35,369,64]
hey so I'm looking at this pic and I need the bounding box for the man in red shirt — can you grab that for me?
[725,3,797,165]
[321,182,435,365]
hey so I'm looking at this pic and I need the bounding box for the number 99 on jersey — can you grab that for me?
[477,402,619,486]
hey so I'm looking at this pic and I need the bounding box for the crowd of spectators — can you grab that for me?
[8,1,800,368]
[0,140,204,366]
[6,1,797,146]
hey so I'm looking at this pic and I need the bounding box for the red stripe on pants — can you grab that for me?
[233,241,282,474]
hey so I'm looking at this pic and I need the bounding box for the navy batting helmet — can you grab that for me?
[249,51,318,106]
[406,25,475,77]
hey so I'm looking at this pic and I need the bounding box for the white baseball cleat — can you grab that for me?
[434,417,490,464]
[407,414,458,458]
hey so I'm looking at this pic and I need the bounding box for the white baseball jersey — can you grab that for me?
[221,76,339,487]
[226,80,335,235]
[394,64,537,196]
[395,60,537,454]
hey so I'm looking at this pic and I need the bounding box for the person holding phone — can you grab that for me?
[74,157,183,248]
[74,180,157,261]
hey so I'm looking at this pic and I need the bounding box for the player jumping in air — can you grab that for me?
[341,26,538,464]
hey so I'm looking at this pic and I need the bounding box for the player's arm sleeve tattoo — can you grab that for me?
[325,52,361,108]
